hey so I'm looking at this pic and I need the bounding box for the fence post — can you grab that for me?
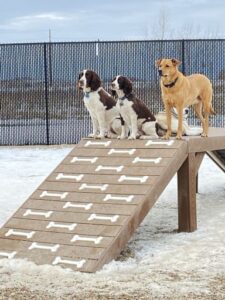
[181,39,185,75]
[43,43,50,145]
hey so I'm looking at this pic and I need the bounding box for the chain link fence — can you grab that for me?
[1,39,225,145]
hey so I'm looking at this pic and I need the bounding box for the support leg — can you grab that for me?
[177,153,197,232]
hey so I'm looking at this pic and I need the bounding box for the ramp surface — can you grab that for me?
[0,138,187,272]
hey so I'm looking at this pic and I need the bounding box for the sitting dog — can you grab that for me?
[156,58,215,139]
[78,70,121,139]
[156,107,203,137]
[111,75,158,139]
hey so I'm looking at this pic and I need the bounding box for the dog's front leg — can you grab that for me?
[97,112,107,139]
[129,115,138,140]
[163,104,172,140]
[89,113,99,138]
[176,106,184,140]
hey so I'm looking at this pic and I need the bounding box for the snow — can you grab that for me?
[0,145,225,299]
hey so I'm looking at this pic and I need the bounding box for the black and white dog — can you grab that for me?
[111,75,158,139]
[78,70,121,139]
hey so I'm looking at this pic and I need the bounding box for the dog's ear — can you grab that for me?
[171,58,181,66]
[89,71,101,91]
[155,59,162,67]
[123,78,132,95]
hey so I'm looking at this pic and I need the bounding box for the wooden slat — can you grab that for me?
[5,218,121,237]
[14,209,128,226]
[30,191,142,205]
[22,199,137,215]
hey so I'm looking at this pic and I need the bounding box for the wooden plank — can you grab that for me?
[46,173,158,186]
[0,238,104,260]
[187,127,225,153]
[54,164,165,176]
[38,181,153,195]
[70,148,178,157]
[78,139,182,149]
[30,191,142,205]
[14,209,128,226]
[62,156,171,166]
[22,199,137,215]
[14,252,98,273]
[5,218,121,237]
[177,153,197,232]
[0,228,112,248]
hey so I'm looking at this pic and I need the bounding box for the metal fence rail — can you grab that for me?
[1,39,225,145]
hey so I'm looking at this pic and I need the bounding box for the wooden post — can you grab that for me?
[177,152,197,232]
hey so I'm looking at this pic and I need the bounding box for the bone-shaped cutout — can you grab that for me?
[52,256,86,268]
[95,165,124,172]
[108,148,136,155]
[5,229,35,239]
[40,191,68,199]
[132,157,162,164]
[56,173,84,181]
[145,140,174,146]
[0,251,17,259]
[63,202,93,210]
[103,194,134,203]
[79,183,108,191]
[88,213,119,223]
[23,209,53,218]
[71,157,98,164]
[46,221,77,231]
[29,242,60,252]
[118,175,148,183]
[71,235,103,244]
[85,140,111,147]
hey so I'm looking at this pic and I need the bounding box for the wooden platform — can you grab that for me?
[0,127,224,272]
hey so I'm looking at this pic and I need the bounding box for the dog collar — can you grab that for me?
[84,91,91,98]
[118,95,126,106]
[163,77,178,88]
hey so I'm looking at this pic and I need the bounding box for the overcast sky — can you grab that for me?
[0,0,224,43]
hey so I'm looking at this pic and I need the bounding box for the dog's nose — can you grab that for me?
[185,108,189,114]
[158,70,163,76]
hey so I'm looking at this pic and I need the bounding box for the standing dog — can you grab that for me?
[156,58,215,139]
[78,70,121,139]
[111,75,158,139]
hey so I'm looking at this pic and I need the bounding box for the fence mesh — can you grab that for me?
[1,40,225,145]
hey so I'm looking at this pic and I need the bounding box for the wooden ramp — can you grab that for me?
[207,150,225,172]
[0,138,188,272]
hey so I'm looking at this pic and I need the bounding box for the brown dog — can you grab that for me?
[156,58,215,139]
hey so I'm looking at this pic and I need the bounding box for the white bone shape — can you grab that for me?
[29,242,60,252]
[40,191,68,199]
[85,140,111,147]
[88,213,119,223]
[46,222,77,231]
[145,140,174,146]
[63,202,93,210]
[0,251,17,259]
[103,194,134,203]
[132,157,162,164]
[118,175,148,183]
[95,165,124,172]
[56,173,84,181]
[108,149,136,155]
[5,229,35,239]
[71,157,98,164]
[71,235,103,245]
[52,256,86,268]
[79,183,108,191]
[23,209,53,218]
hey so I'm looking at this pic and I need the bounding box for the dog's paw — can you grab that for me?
[175,134,183,140]
[96,134,104,139]
[117,135,127,140]
[201,133,208,137]
[88,133,97,139]
[128,136,136,140]
[162,134,170,140]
